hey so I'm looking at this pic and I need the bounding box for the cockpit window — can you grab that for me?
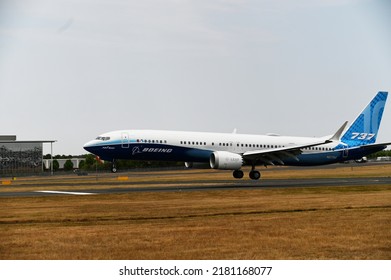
[96,136,111,141]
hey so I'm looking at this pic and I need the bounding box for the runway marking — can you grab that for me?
[117,176,129,181]
[35,191,96,196]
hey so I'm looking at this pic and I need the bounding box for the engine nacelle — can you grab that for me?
[210,151,244,170]
[184,162,211,169]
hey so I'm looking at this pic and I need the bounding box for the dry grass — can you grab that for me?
[1,172,391,259]
[1,164,391,259]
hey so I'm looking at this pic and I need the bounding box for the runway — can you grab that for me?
[1,176,391,197]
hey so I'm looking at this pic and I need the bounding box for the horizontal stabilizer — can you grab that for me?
[358,142,391,150]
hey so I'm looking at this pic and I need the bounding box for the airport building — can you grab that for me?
[0,135,56,176]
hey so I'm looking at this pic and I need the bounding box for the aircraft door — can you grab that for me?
[339,143,349,159]
[121,132,130,148]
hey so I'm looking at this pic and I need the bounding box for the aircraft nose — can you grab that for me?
[83,141,96,153]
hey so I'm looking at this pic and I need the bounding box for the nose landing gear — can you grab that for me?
[111,160,117,173]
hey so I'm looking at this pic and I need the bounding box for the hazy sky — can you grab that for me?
[1,0,390,155]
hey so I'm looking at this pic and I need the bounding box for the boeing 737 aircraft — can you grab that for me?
[84,92,390,180]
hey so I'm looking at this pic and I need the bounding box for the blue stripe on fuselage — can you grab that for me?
[86,143,213,162]
[85,142,385,166]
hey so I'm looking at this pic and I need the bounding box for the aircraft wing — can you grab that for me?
[356,142,391,150]
[242,122,348,165]
[242,140,328,165]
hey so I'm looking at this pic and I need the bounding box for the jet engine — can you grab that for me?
[210,151,243,170]
[184,162,211,169]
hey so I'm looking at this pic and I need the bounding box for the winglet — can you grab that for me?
[328,121,348,142]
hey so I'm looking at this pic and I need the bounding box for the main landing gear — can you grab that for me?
[249,170,261,180]
[233,169,244,179]
[232,169,261,180]
[249,163,261,180]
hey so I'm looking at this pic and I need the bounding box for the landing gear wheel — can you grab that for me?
[249,170,261,180]
[233,169,244,179]
[111,160,117,173]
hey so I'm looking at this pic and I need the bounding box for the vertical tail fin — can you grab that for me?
[341,92,388,147]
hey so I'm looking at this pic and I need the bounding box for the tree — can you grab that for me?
[64,159,74,171]
[367,150,391,159]
[85,154,95,167]
[52,159,59,171]
[79,160,85,170]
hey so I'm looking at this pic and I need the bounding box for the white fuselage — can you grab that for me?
[84,129,356,166]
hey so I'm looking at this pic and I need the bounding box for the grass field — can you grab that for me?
[1,164,390,259]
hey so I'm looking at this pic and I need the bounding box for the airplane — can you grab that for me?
[83,91,390,180]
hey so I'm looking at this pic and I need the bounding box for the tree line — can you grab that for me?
[367,150,391,159]
[43,154,183,172]
[43,149,391,172]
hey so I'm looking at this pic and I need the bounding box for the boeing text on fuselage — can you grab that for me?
[135,147,173,155]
